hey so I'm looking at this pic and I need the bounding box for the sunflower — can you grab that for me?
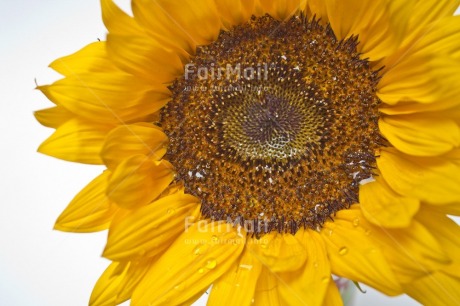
[35,0,460,305]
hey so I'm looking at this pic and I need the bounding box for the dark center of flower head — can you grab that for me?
[160,15,383,235]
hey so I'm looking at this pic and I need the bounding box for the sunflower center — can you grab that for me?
[221,82,324,161]
[160,15,382,234]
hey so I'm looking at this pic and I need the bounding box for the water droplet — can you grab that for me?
[321,277,329,284]
[365,229,371,236]
[167,208,175,215]
[211,235,219,243]
[328,229,333,236]
[339,247,348,255]
[313,261,319,269]
[151,223,159,229]
[239,264,253,270]
[206,259,217,269]
[353,218,360,227]
[174,284,184,291]
[235,283,240,288]
[368,248,377,254]
[198,268,205,274]
[193,244,209,255]
[251,298,255,304]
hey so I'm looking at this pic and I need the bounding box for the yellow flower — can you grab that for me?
[36,0,460,305]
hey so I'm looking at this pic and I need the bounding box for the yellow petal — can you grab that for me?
[176,289,209,306]
[416,207,460,278]
[305,0,328,22]
[377,55,434,103]
[103,191,200,261]
[377,148,460,205]
[359,177,420,228]
[408,1,460,38]
[39,73,170,124]
[107,155,175,209]
[379,114,460,156]
[403,272,460,306]
[358,0,414,61]
[106,34,183,84]
[90,261,129,306]
[325,0,414,61]
[101,0,143,35]
[37,118,113,164]
[130,2,190,60]
[257,0,306,20]
[115,258,157,304]
[49,41,117,76]
[430,202,460,216]
[215,0,255,28]
[372,222,450,283]
[321,207,402,295]
[321,278,344,306]
[378,55,460,105]
[246,231,307,273]
[410,16,460,60]
[34,106,73,129]
[277,231,331,306]
[325,0,380,39]
[132,0,221,50]
[253,267,282,306]
[101,123,168,170]
[55,171,118,232]
[380,97,460,119]
[444,148,460,163]
[131,222,246,305]
[378,5,460,70]
[207,245,262,306]
[339,206,451,284]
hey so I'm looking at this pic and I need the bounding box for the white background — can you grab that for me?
[1,1,457,305]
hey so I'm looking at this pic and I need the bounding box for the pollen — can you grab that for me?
[160,15,383,234]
